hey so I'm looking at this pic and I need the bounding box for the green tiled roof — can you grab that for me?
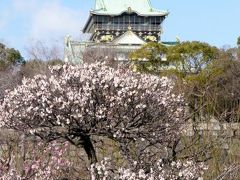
[92,0,168,16]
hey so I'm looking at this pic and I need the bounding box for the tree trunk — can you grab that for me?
[81,135,99,180]
[171,139,180,161]
[19,134,26,177]
[82,135,97,164]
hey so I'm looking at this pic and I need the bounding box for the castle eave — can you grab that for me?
[91,10,169,17]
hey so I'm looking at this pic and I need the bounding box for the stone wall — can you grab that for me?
[183,119,240,138]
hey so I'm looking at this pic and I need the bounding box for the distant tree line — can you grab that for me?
[130,39,240,123]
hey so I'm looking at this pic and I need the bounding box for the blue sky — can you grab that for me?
[0,0,239,58]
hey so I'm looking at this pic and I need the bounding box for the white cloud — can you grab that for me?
[0,10,11,29]
[12,0,39,12]
[30,1,82,39]
[11,0,84,40]
[1,0,88,58]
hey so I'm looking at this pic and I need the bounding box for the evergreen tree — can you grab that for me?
[237,36,240,47]
[0,42,25,70]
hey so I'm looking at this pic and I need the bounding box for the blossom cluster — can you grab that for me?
[91,157,207,180]
[0,141,71,180]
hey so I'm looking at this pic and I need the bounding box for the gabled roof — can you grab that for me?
[92,0,168,16]
[113,30,145,45]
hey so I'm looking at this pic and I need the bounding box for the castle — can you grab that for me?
[64,0,174,63]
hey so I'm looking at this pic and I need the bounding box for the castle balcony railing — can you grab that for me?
[94,24,162,32]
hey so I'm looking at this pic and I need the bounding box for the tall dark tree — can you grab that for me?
[0,43,25,70]
[237,36,240,47]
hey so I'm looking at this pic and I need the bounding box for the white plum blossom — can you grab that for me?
[91,157,207,180]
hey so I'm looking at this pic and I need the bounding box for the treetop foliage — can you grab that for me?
[167,41,218,76]
[129,42,168,74]
[130,41,218,78]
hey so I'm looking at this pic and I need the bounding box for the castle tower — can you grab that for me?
[83,0,168,43]
[64,0,170,63]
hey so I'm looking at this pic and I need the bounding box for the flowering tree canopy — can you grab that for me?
[0,63,185,165]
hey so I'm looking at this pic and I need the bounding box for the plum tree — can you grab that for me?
[0,63,187,178]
